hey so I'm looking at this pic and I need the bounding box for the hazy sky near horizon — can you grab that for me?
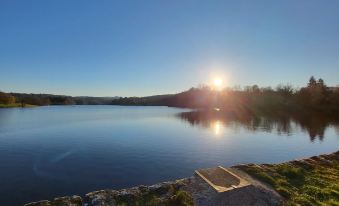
[1,0,339,96]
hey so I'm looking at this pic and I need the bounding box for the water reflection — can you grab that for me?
[212,120,222,135]
[177,110,339,141]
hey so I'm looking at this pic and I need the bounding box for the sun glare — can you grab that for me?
[213,78,223,90]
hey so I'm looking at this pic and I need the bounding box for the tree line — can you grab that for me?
[0,92,118,106]
[1,76,338,114]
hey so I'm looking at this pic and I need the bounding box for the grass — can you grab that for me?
[236,151,339,206]
[0,103,37,108]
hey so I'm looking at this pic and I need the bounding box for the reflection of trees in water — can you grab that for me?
[294,115,329,141]
[177,110,339,142]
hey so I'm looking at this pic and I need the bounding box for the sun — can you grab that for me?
[213,78,223,90]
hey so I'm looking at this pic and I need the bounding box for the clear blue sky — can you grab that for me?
[1,0,338,96]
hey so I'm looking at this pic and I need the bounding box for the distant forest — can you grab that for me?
[1,76,339,114]
[0,92,118,106]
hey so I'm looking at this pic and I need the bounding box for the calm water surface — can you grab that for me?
[0,106,338,205]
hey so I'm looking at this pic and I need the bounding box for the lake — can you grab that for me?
[0,106,338,205]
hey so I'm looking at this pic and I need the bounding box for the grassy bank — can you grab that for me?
[0,103,37,108]
[236,151,339,206]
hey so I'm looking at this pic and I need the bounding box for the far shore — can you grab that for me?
[0,103,37,108]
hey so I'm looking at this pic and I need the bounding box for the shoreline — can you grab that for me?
[0,103,37,108]
[25,151,338,206]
